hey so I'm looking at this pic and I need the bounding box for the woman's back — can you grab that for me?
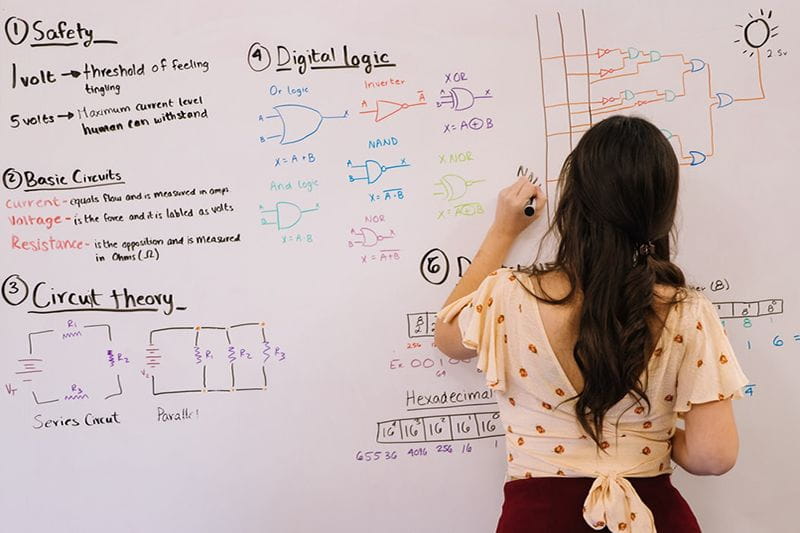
[434,114,748,532]
[534,270,679,394]
[438,267,748,531]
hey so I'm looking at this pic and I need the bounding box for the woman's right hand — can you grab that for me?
[490,176,546,239]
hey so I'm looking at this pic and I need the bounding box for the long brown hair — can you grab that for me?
[520,115,686,446]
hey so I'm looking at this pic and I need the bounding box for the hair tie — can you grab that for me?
[633,241,655,265]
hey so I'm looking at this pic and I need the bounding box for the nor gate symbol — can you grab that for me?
[348,227,396,248]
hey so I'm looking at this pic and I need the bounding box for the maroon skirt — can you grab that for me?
[496,474,701,532]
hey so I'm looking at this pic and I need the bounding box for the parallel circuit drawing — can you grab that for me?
[147,322,284,395]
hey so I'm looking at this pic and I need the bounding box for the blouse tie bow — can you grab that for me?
[582,471,656,532]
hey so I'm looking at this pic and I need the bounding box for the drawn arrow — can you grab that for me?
[57,112,75,120]
[60,70,81,78]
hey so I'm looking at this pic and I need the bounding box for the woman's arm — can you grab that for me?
[671,399,740,475]
[433,226,515,360]
[434,177,545,360]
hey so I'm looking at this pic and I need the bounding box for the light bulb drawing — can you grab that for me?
[347,159,410,185]
[260,104,348,144]
[735,9,778,56]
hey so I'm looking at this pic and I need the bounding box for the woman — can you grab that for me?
[435,115,748,532]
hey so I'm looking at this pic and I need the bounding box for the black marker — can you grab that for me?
[517,165,539,217]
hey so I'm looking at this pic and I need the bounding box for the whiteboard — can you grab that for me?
[1,1,797,531]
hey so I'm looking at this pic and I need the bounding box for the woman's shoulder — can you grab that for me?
[511,268,574,302]
[472,268,565,309]
[654,286,717,328]
[659,286,710,308]
[472,267,522,300]
[480,267,519,286]
[501,271,709,314]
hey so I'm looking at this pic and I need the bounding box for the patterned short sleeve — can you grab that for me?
[437,270,508,391]
[674,293,749,412]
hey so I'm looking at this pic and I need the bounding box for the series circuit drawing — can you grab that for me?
[347,158,410,185]
[10,321,125,406]
[436,87,493,111]
[260,201,320,230]
[260,104,348,144]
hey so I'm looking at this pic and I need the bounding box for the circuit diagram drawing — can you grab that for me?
[534,9,774,222]
[347,158,410,185]
[8,321,126,406]
[260,104,348,144]
[146,322,285,396]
